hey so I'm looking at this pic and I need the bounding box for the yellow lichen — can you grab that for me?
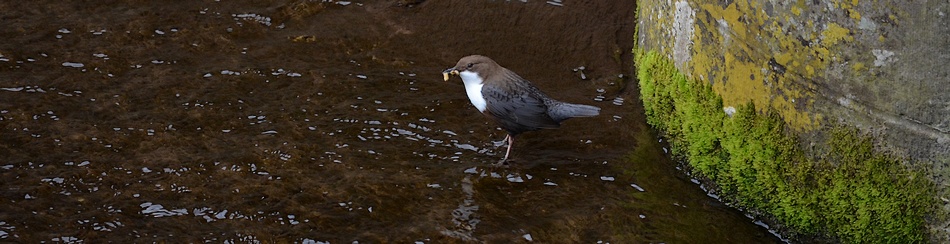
[852,62,866,72]
[821,23,852,46]
[688,1,825,130]
[658,0,862,131]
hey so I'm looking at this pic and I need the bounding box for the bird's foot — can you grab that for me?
[491,158,511,169]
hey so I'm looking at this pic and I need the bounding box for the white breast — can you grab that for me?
[459,70,487,112]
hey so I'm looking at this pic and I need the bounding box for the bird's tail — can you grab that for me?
[550,102,601,122]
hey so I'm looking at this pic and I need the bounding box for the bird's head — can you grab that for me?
[442,55,498,82]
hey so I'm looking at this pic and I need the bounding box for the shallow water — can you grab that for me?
[1,1,782,242]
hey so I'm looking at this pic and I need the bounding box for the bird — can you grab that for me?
[442,55,601,162]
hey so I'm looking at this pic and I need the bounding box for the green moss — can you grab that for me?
[636,50,934,243]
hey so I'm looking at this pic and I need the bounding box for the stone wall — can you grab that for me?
[636,0,949,241]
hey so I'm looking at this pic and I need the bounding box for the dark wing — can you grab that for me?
[481,80,560,135]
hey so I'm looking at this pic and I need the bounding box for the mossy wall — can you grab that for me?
[638,50,932,242]
[635,0,949,242]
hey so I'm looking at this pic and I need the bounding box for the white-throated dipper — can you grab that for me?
[442,55,601,162]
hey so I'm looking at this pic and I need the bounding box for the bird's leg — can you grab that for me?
[502,134,514,161]
[491,134,515,168]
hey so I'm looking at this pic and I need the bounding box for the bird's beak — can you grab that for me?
[442,68,459,81]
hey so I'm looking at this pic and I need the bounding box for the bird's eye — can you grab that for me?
[466,63,474,68]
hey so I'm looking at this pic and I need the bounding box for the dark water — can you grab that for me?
[0,1,782,242]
